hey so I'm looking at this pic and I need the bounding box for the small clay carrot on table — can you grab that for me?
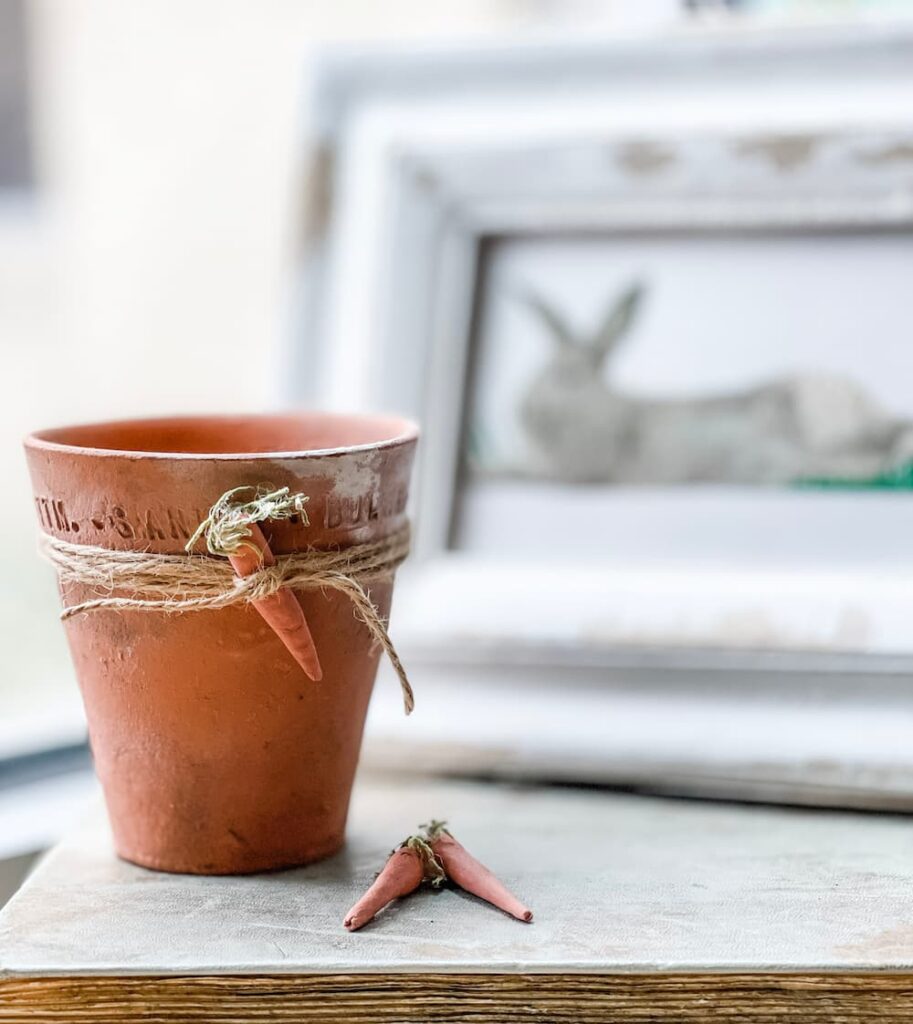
[344,821,532,930]
[424,820,533,923]
[186,486,322,681]
[344,835,444,932]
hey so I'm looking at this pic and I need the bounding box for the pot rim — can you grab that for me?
[24,411,420,461]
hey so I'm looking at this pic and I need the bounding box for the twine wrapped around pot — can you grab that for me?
[39,486,415,713]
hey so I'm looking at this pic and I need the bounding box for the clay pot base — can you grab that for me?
[117,832,346,877]
[25,413,418,876]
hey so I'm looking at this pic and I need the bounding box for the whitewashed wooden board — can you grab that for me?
[2,773,913,978]
[363,656,913,810]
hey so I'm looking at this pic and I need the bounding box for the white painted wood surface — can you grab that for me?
[363,663,913,810]
[2,774,912,977]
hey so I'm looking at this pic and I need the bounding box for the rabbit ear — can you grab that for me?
[591,282,644,362]
[520,291,576,348]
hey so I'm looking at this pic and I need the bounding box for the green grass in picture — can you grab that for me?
[795,461,913,491]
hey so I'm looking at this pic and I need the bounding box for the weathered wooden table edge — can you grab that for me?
[4,971,913,1022]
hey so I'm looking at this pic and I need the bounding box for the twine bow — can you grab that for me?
[39,486,414,714]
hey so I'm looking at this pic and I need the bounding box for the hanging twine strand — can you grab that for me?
[39,486,414,714]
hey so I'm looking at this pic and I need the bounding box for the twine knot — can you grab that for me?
[233,564,287,603]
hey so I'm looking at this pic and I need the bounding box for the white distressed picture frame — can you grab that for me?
[298,25,913,807]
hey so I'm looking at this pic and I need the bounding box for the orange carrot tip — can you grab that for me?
[343,832,446,931]
[422,820,533,923]
[343,846,424,932]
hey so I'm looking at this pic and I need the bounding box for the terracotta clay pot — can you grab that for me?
[24,413,418,875]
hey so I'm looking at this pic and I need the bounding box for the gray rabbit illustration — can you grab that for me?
[519,282,913,485]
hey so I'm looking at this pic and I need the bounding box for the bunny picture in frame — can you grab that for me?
[463,234,913,500]
[517,280,913,488]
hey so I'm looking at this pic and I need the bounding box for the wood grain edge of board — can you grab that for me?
[2,972,913,1022]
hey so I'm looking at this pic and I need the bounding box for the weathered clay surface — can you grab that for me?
[24,413,418,875]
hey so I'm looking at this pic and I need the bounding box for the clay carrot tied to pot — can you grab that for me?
[344,834,445,932]
[424,820,533,922]
[186,485,322,681]
[344,821,532,930]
